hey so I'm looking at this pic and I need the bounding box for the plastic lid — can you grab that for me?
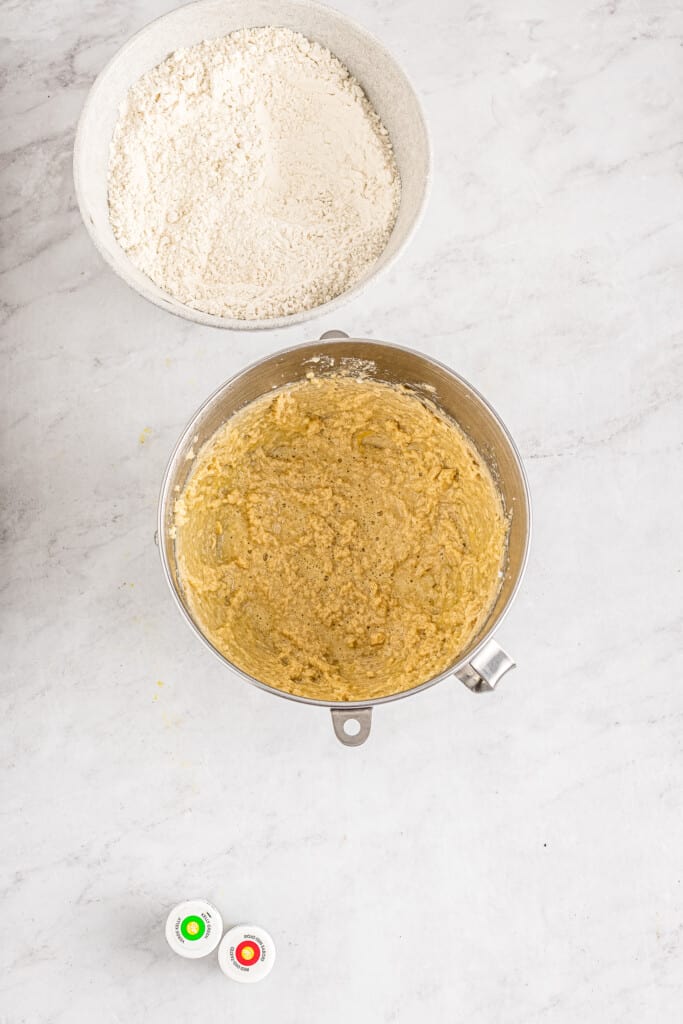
[217,925,276,982]
[165,899,223,959]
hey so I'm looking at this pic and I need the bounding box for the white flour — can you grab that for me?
[108,27,401,320]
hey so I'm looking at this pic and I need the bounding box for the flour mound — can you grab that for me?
[107,27,401,320]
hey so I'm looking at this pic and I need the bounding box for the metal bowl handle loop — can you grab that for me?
[331,707,372,746]
[455,638,515,693]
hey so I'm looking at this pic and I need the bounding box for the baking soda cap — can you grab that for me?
[165,899,223,959]
[218,925,276,982]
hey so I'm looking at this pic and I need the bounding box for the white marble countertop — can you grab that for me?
[2,0,682,1020]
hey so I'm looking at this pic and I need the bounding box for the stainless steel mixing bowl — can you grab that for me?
[158,332,531,745]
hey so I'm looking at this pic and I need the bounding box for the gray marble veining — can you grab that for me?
[1,0,682,1020]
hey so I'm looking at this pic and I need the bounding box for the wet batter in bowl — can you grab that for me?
[174,376,508,701]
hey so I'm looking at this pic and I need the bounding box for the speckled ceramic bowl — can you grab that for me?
[73,0,431,330]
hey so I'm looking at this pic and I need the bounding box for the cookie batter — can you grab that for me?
[174,376,508,701]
